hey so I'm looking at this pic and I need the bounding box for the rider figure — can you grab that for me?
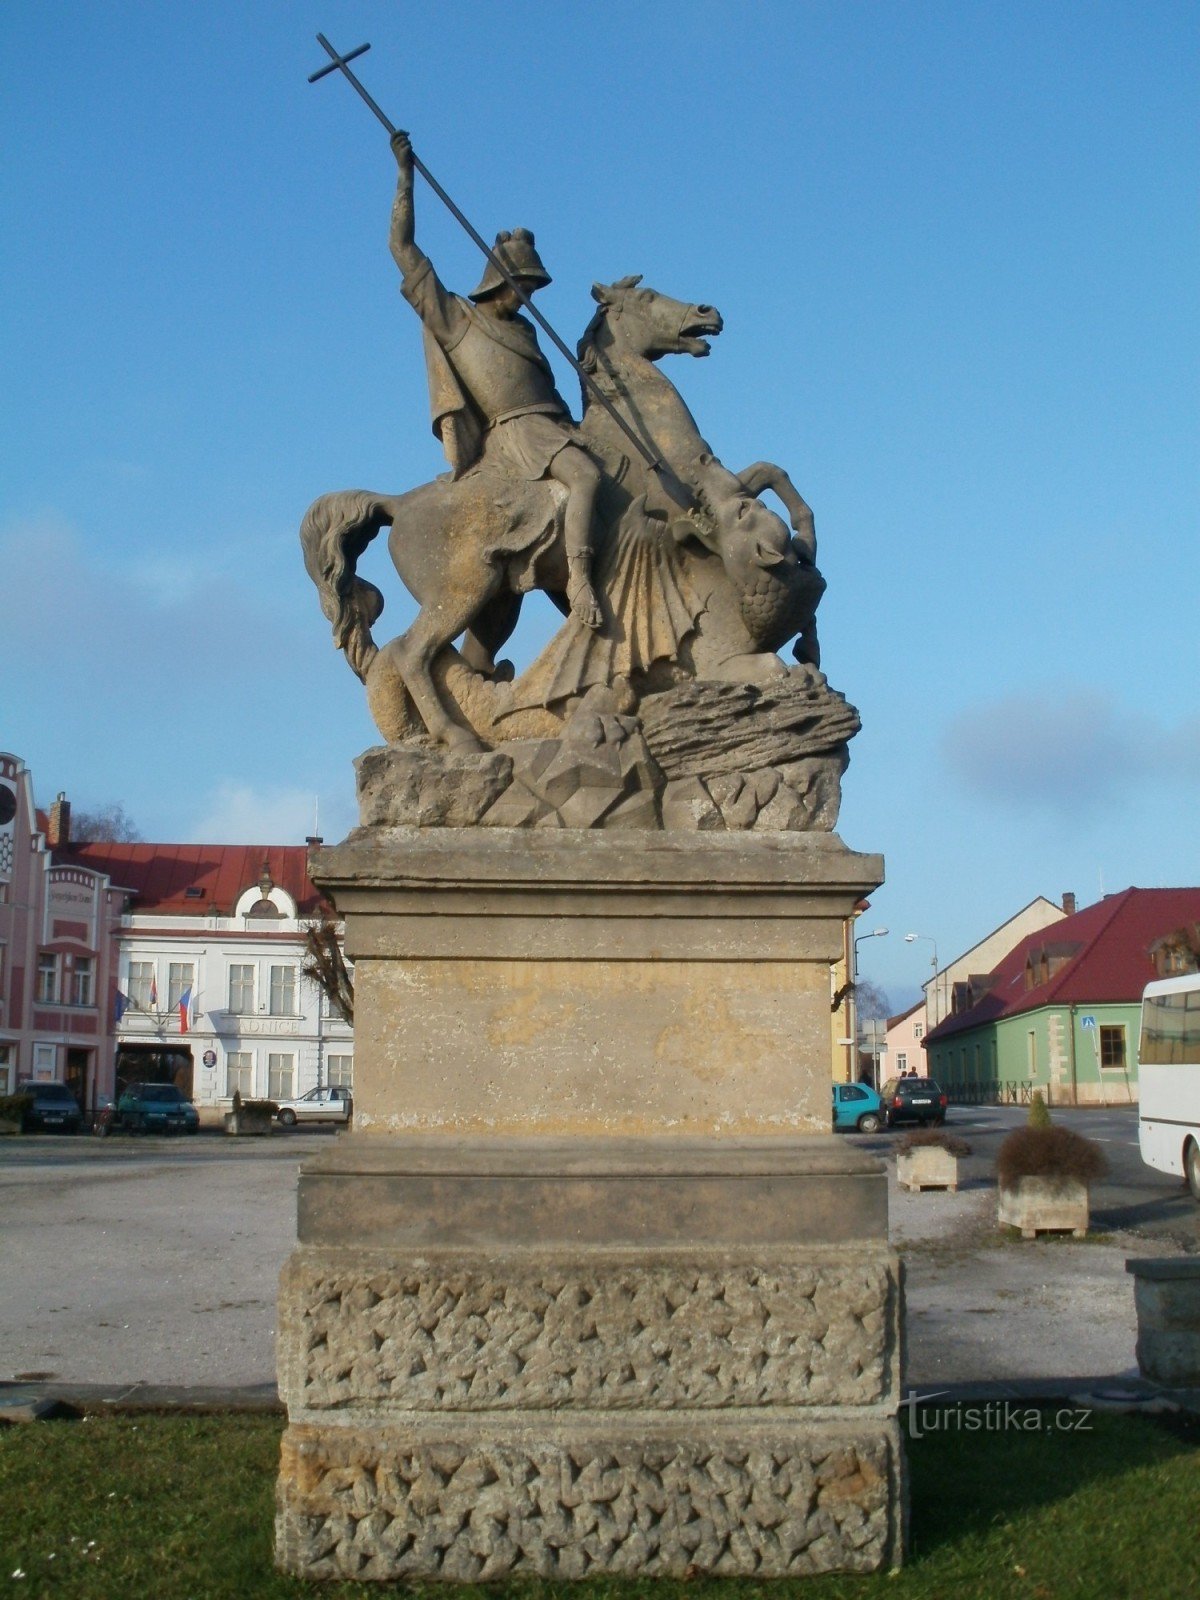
[389,131,602,630]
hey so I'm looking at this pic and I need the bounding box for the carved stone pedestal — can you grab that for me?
[275,830,903,1580]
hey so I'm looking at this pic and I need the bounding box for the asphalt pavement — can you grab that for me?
[1,1107,1195,1393]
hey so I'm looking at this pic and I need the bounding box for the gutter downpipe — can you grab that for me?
[1067,1004,1079,1107]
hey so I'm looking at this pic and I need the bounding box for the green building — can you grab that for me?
[923,887,1200,1106]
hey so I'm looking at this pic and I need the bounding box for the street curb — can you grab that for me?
[3,1375,1198,1418]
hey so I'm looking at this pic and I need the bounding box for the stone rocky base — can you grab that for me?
[275,1417,905,1581]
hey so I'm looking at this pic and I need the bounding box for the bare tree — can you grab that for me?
[854,979,892,1022]
[70,803,142,844]
[302,911,354,1025]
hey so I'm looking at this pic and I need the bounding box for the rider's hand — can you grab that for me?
[391,129,413,174]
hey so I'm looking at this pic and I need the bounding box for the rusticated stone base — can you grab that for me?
[276,1418,905,1581]
[275,1141,905,1580]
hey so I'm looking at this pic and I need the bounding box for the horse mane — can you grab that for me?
[299,490,393,682]
[576,306,607,376]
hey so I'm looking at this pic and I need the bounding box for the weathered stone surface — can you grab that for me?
[896,1147,960,1193]
[296,1139,891,1250]
[638,670,860,779]
[276,1419,904,1580]
[278,1249,899,1414]
[1127,1257,1200,1387]
[356,744,513,828]
[997,1176,1089,1237]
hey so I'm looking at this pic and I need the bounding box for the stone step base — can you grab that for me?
[275,1416,905,1581]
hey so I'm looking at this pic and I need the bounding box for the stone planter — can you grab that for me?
[897,1146,960,1192]
[997,1176,1088,1238]
[225,1108,274,1137]
[1126,1257,1200,1387]
[0,1117,22,1137]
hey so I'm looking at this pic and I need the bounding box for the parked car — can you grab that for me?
[274,1085,353,1127]
[18,1080,82,1134]
[880,1076,949,1127]
[117,1082,200,1134]
[832,1082,885,1133]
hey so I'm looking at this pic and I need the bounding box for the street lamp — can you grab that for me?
[905,932,941,1026]
[852,927,888,1086]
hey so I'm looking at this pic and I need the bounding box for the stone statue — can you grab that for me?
[301,124,860,832]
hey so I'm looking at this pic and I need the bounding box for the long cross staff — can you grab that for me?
[309,35,663,474]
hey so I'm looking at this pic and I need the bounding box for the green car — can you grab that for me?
[117,1082,200,1134]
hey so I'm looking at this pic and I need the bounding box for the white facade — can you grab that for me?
[115,885,353,1108]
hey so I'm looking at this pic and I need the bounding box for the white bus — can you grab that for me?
[1138,973,1200,1200]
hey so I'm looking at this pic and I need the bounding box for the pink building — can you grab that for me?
[883,1001,927,1080]
[0,754,123,1108]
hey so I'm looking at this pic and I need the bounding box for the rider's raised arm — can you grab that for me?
[388,130,468,351]
[388,130,422,275]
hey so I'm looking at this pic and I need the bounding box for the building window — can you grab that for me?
[326,1053,353,1089]
[268,965,296,1017]
[36,953,59,1004]
[127,961,155,1010]
[268,1052,295,1100]
[1099,1025,1127,1070]
[33,1042,57,1079]
[0,1044,11,1096]
[228,965,255,1013]
[913,1024,923,1040]
[226,1052,253,1097]
[168,962,195,1011]
[70,956,94,1007]
[895,1052,907,1073]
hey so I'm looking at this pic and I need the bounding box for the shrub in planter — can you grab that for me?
[996,1125,1107,1237]
[896,1128,972,1192]
[1028,1090,1051,1129]
[224,1093,279,1136]
[0,1092,33,1135]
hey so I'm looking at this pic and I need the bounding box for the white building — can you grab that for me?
[67,840,353,1110]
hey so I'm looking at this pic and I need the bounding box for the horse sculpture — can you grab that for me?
[300,277,825,750]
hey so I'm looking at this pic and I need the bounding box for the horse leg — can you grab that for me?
[376,582,501,752]
[735,462,816,560]
[460,591,523,682]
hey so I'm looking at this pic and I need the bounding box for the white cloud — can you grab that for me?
[941,689,1200,817]
[186,781,356,845]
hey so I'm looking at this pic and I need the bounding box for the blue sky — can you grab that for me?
[2,1,1197,1006]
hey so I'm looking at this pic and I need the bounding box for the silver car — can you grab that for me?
[274,1085,353,1127]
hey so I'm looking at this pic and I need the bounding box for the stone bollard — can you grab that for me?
[1126,1257,1200,1387]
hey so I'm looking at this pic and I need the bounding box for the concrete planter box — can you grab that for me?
[997,1176,1088,1238]
[897,1146,960,1192]
[1126,1257,1200,1387]
[225,1108,274,1137]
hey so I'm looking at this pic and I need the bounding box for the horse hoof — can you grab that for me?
[444,726,487,754]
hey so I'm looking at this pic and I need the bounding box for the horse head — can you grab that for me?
[579,275,724,366]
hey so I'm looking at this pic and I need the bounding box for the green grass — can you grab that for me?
[1,1411,1197,1598]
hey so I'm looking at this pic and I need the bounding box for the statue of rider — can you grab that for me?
[388,131,602,631]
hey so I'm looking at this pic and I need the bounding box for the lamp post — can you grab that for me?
[852,927,888,1087]
[905,932,941,1027]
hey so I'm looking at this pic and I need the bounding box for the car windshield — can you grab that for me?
[35,1084,75,1101]
[141,1085,184,1103]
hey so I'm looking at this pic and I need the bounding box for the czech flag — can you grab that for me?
[115,989,129,1023]
[178,985,192,1034]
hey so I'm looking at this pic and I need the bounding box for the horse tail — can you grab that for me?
[299,490,394,682]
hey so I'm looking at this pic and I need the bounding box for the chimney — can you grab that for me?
[305,834,323,849]
[48,792,71,850]
[1062,891,1076,917]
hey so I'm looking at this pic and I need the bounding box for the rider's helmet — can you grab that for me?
[469,229,551,301]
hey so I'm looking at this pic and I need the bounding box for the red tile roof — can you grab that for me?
[924,887,1200,1044]
[58,842,325,916]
